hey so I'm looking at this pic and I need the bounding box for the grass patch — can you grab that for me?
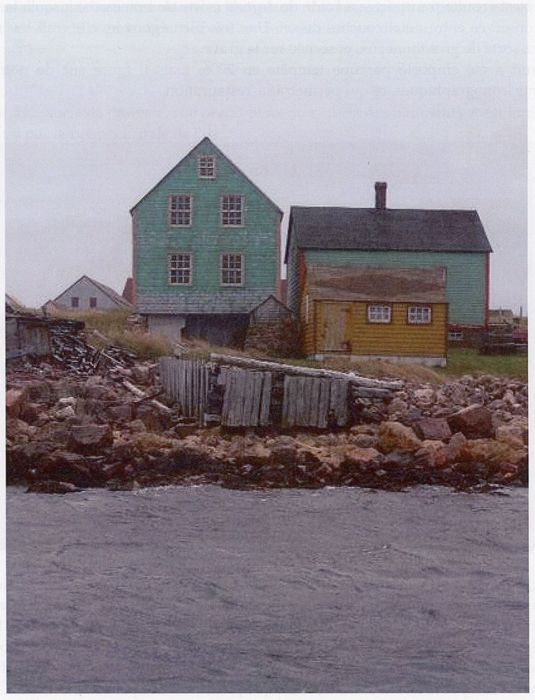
[47,309,173,360]
[439,348,527,381]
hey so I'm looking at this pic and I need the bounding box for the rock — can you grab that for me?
[269,437,298,466]
[6,388,26,418]
[351,433,379,449]
[54,405,77,421]
[495,425,525,449]
[31,450,102,487]
[447,404,493,439]
[27,480,81,494]
[343,446,380,464]
[414,440,448,469]
[378,421,422,453]
[132,364,151,385]
[69,424,113,454]
[445,432,467,462]
[459,438,527,467]
[387,397,409,417]
[57,396,76,408]
[6,417,32,441]
[238,442,272,467]
[128,418,148,432]
[106,404,134,422]
[25,380,53,403]
[19,402,40,424]
[135,403,170,431]
[413,418,452,442]
[413,388,435,407]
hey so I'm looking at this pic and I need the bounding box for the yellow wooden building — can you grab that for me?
[301,265,448,366]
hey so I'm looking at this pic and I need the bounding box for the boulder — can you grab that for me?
[54,405,77,421]
[31,450,101,487]
[27,480,82,494]
[413,388,435,407]
[343,446,380,465]
[495,424,525,449]
[6,388,26,419]
[69,424,113,454]
[414,440,448,469]
[459,438,527,467]
[445,432,467,463]
[413,418,452,442]
[351,433,379,449]
[447,404,493,439]
[378,421,422,453]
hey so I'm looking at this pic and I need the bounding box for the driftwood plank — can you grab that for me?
[209,353,402,390]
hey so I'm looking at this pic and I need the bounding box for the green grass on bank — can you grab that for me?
[43,309,528,379]
[439,348,527,381]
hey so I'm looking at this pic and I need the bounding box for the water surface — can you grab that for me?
[7,485,528,692]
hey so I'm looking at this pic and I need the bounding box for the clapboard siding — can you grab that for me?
[133,138,281,315]
[304,250,486,326]
[314,300,447,357]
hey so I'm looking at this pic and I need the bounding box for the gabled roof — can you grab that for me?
[285,206,492,262]
[130,136,283,217]
[52,275,133,309]
[307,265,448,304]
[5,293,25,311]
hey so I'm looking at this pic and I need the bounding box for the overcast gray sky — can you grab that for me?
[5,4,527,312]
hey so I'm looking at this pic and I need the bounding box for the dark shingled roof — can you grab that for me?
[285,207,492,262]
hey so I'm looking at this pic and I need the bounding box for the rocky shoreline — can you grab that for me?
[6,359,528,494]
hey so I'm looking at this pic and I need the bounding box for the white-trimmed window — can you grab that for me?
[168,253,192,285]
[168,194,192,226]
[221,253,244,286]
[198,155,216,179]
[221,195,244,226]
[408,306,432,325]
[71,297,79,309]
[367,304,391,323]
[448,330,464,341]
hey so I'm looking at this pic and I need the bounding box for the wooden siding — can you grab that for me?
[134,141,281,315]
[314,300,447,357]
[304,250,486,326]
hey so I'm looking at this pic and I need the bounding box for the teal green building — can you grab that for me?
[131,137,282,344]
[285,182,492,344]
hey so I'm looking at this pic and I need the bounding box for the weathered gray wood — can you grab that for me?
[309,377,321,427]
[209,353,402,390]
[122,379,172,414]
[318,378,330,428]
[259,372,272,426]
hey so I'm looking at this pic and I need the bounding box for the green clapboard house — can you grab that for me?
[286,182,493,346]
[130,137,283,345]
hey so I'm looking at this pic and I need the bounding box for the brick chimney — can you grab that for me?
[375,181,387,209]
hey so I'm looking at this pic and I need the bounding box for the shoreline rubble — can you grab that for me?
[6,356,528,495]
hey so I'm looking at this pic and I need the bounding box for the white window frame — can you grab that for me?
[220,253,244,286]
[305,294,310,323]
[220,194,244,227]
[448,330,464,341]
[408,306,432,325]
[367,304,391,324]
[168,194,193,227]
[168,252,193,286]
[198,155,216,179]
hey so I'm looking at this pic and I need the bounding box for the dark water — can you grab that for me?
[7,484,528,693]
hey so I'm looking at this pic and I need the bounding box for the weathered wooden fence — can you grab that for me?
[158,357,210,423]
[221,368,272,427]
[282,376,349,428]
[159,357,351,428]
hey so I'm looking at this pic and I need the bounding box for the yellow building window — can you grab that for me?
[408,306,432,324]
[368,304,391,323]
